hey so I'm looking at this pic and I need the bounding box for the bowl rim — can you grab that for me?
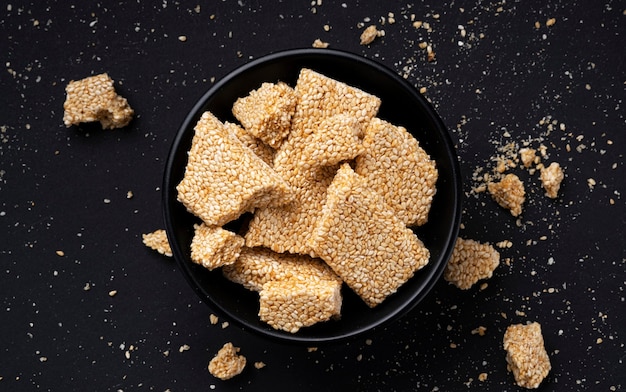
[163,47,462,344]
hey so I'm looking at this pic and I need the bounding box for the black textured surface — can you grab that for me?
[1,1,624,391]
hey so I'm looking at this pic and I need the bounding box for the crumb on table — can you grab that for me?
[503,322,551,389]
[488,173,526,217]
[208,342,246,380]
[540,162,564,199]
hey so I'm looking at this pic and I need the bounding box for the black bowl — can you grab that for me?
[163,48,462,344]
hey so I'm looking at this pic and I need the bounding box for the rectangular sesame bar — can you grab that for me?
[308,163,430,308]
[355,117,437,227]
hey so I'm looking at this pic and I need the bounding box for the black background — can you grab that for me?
[1,1,624,391]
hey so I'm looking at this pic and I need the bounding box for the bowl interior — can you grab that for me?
[163,48,461,344]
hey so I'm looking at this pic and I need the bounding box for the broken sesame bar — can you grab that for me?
[224,121,274,167]
[176,111,293,227]
[488,173,526,217]
[190,223,244,270]
[503,322,551,389]
[299,114,364,170]
[355,117,438,227]
[142,229,172,257]
[444,238,500,290]
[244,165,336,256]
[288,68,381,139]
[540,162,564,199]
[232,82,297,149]
[208,342,246,380]
[63,73,134,129]
[519,147,538,168]
[309,163,430,308]
[222,246,341,292]
[258,276,342,333]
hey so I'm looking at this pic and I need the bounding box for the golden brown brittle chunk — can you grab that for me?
[232,82,297,149]
[176,111,293,227]
[299,114,364,170]
[488,173,526,217]
[519,148,538,168]
[224,121,274,167]
[287,68,381,140]
[503,322,551,389]
[208,342,247,380]
[258,276,342,333]
[355,117,438,227]
[142,229,172,257]
[540,162,564,199]
[444,238,500,290]
[222,246,341,292]
[190,223,244,270]
[309,163,430,308]
[63,73,134,129]
[244,165,336,256]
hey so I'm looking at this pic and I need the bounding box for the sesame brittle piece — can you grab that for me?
[259,276,342,333]
[355,117,438,227]
[63,73,134,129]
[222,246,341,292]
[540,162,564,199]
[176,111,293,227]
[208,343,246,380]
[224,121,274,167]
[503,322,551,389]
[444,238,500,290]
[232,82,297,149]
[190,223,244,270]
[142,229,172,257]
[245,165,336,256]
[488,173,526,217]
[519,148,538,168]
[309,163,430,308]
